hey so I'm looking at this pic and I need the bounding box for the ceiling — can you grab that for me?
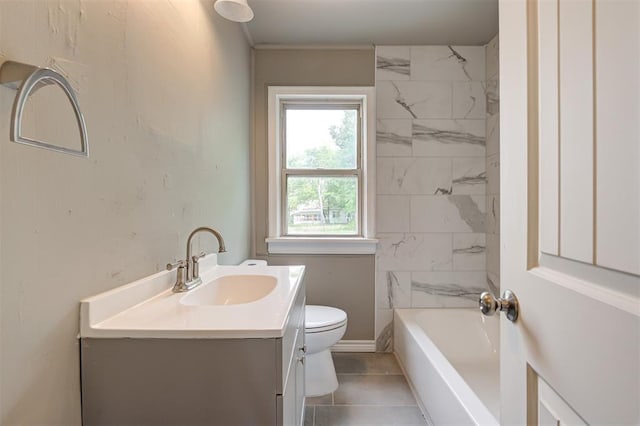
[244,0,499,47]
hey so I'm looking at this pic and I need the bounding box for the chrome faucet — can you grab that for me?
[167,226,227,292]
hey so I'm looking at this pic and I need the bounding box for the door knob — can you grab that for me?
[479,290,519,322]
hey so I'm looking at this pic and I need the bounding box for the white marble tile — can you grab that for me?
[413,119,485,157]
[452,157,486,195]
[411,271,487,308]
[375,308,394,352]
[411,46,485,82]
[377,81,410,119]
[377,158,452,195]
[377,119,413,157]
[407,81,454,118]
[373,42,498,355]
[486,34,500,80]
[486,78,500,116]
[453,233,486,271]
[487,271,500,295]
[376,46,411,81]
[486,194,500,235]
[453,81,487,119]
[376,81,452,119]
[486,153,500,195]
[376,271,411,309]
[486,113,500,157]
[486,233,500,277]
[410,195,486,233]
[376,233,452,271]
[377,195,411,232]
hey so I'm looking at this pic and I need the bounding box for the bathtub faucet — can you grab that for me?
[166,226,227,292]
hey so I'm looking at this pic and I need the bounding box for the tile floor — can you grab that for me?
[304,353,428,426]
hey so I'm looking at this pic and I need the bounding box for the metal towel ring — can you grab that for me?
[0,60,89,158]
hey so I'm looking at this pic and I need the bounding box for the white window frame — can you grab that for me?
[281,101,363,237]
[266,86,377,255]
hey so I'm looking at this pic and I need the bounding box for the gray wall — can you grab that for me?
[0,1,251,424]
[268,255,374,340]
[251,49,376,340]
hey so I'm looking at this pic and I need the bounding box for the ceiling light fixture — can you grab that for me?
[214,0,254,23]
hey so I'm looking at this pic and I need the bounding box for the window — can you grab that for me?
[283,103,360,236]
[267,87,377,254]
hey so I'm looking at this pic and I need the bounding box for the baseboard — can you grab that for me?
[331,340,376,352]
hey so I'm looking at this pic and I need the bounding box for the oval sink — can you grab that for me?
[180,275,277,306]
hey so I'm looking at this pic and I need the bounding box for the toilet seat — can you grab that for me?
[305,305,347,333]
[306,319,347,334]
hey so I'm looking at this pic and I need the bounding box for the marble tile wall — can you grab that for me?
[486,34,500,296]
[375,45,491,351]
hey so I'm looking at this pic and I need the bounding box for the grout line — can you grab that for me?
[312,403,420,407]
[327,355,422,410]
[335,372,405,376]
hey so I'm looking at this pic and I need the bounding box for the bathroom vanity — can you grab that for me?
[79,255,306,426]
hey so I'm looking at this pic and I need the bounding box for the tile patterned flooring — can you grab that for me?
[304,353,428,426]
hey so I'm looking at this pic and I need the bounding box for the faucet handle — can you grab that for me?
[167,260,188,292]
[192,252,206,279]
[166,259,187,271]
[192,252,206,262]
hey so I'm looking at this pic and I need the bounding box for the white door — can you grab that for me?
[499,0,640,424]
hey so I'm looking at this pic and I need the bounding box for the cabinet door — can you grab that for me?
[282,325,304,425]
[282,366,296,426]
[295,323,306,426]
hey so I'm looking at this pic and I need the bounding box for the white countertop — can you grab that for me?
[80,255,305,339]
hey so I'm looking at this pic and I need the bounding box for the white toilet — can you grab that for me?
[304,305,347,397]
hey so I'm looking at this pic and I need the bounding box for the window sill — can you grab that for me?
[265,237,378,255]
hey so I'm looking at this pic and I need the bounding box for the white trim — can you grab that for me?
[331,340,376,352]
[266,237,378,255]
[267,86,376,252]
[531,265,640,317]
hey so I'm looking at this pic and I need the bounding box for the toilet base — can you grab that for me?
[305,349,338,397]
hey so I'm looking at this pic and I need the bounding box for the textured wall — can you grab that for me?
[374,45,490,351]
[0,1,251,424]
[252,48,377,341]
[485,34,500,294]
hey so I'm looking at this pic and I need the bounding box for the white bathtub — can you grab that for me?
[394,309,499,425]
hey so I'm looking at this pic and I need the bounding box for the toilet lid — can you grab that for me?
[305,305,347,330]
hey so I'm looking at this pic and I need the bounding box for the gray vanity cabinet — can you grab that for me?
[80,282,306,426]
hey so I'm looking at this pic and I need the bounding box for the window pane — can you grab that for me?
[286,176,358,235]
[285,108,358,169]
